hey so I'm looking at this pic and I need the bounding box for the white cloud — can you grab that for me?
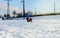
[10,7,21,13]
[0,3,21,15]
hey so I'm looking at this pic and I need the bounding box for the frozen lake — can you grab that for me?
[0,15,60,38]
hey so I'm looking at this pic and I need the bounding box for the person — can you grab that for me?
[29,17,32,22]
[25,13,30,22]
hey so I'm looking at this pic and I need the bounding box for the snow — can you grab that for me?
[0,15,60,38]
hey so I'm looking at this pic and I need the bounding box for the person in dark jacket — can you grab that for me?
[25,13,30,22]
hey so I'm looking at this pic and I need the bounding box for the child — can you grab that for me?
[29,17,32,22]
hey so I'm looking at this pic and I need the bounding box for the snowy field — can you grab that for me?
[0,15,60,38]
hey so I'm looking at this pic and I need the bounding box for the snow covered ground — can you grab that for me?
[0,15,60,38]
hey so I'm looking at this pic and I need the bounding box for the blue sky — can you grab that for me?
[0,0,60,15]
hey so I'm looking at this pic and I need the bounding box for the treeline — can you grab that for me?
[0,10,33,20]
[31,12,60,17]
[0,12,60,19]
